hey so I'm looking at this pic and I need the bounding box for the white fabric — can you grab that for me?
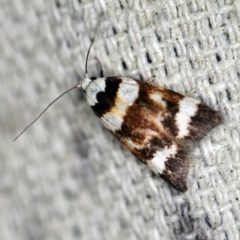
[1,0,239,239]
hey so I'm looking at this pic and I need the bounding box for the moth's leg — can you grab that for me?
[187,90,197,97]
[95,57,104,77]
[146,75,156,83]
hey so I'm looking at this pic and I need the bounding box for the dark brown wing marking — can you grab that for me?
[187,103,222,140]
[160,148,189,192]
[91,77,122,118]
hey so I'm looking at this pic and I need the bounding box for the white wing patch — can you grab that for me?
[117,78,139,104]
[101,78,139,131]
[147,143,177,175]
[102,113,123,131]
[176,97,199,139]
[150,93,167,107]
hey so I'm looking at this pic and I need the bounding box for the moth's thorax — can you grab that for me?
[82,77,106,106]
[81,76,91,90]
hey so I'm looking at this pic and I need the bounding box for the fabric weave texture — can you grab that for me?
[1,0,240,239]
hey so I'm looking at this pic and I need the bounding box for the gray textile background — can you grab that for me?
[1,0,240,239]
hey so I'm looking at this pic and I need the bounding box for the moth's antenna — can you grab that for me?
[85,15,103,76]
[13,85,79,141]
[14,15,104,142]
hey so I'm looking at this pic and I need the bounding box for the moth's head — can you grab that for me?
[81,75,97,91]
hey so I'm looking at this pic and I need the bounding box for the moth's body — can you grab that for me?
[82,76,222,192]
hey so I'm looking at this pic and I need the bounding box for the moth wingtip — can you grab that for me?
[188,103,223,141]
[161,173,189,192]
[159,148,190,192]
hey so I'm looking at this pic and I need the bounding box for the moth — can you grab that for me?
[14,21,222,192]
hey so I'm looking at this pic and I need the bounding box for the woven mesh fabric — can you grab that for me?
[1,0,240,239]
